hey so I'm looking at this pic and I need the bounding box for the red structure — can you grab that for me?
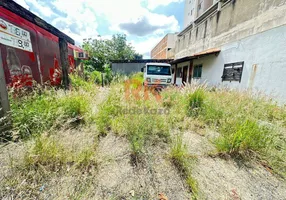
[0,2,87,88]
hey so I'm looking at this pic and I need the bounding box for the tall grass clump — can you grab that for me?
[124,113,170,163]
[187,88,206,117]
[10,89,92,140]
[23,134,97,171]
[184,87,286,178]
[216,119,273,156]
[95,86,123,135]
[170,134,198,199]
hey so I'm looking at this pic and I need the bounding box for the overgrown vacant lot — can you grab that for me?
[1,75,286,200]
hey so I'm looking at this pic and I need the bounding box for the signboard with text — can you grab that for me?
[0,18,33,52]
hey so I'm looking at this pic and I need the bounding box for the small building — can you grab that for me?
[151,33,177,59]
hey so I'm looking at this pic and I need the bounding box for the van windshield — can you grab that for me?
[147,65,171,75]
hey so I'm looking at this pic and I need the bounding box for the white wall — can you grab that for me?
[193,25,286,103]
[184,0,197,28]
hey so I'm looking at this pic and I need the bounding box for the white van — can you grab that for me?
[141,63,172,88]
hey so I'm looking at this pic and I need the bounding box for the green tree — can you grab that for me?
[83,34,142,72]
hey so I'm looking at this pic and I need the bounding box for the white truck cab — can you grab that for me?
[141,63,172,88]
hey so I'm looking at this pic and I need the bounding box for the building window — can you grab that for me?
[221,62,244,82]
[191,10,193,16]
[193,65,202,79]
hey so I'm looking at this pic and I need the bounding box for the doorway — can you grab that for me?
[182,66,188,84]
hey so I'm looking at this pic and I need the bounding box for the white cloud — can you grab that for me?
[51,0,98,44]
[146,0,184,10]
[13,0,180,54]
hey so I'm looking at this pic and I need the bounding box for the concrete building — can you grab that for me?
[184,0,217,28]
[151,33,177,59]
[172,0,286,103]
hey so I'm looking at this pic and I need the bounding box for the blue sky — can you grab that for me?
[14,0,185,58]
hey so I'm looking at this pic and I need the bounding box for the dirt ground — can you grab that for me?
[1,88,286,200]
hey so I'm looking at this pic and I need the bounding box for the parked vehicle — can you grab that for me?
[141,63,172,88]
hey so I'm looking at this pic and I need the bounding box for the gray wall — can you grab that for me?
[112,63,146,75]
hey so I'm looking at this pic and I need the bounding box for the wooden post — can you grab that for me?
[59,38,70,89]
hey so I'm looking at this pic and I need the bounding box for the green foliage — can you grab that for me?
[125,113,170,160]
[89,71,102,85]
[83,34,143,71]
[183,88,286,178]
[216,119,273,156]
[70,74,94,91]
[188,88,205,117]
[95,87,122,135]
[10,89,91,140]
[96,83,170,161]
[170,134,198,198]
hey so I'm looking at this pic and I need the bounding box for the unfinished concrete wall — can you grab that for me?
[176,0,286,58]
